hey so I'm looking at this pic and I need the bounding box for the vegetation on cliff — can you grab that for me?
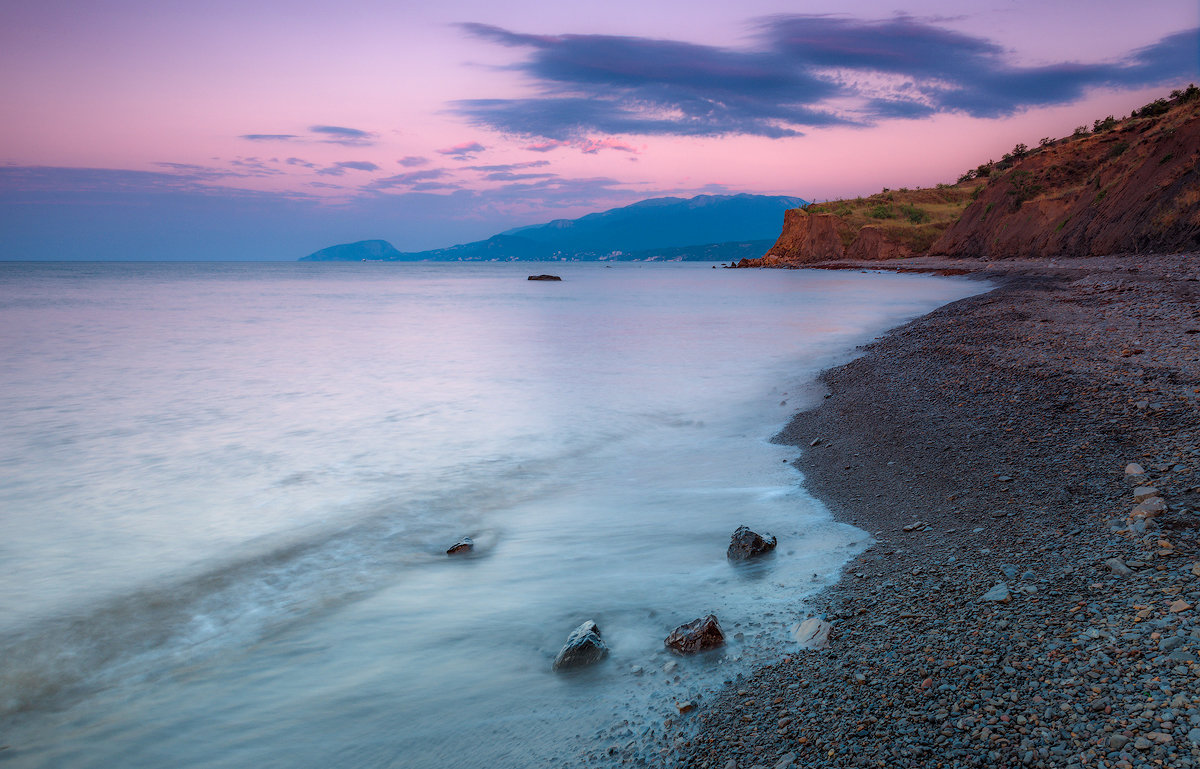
[806,183,978,254]
[933,85,1200,258]
[747,84,1200,266]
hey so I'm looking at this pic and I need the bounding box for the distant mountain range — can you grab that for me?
[299,193,807,262]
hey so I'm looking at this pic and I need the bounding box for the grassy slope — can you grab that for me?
[804,182,980,254]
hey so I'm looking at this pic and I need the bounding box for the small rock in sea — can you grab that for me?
[676,700,696,714]
[446,537,474,555]
[1105,557,1134,576]
[982,583,1011,603]
[630,665,643,676]
[527,274,562,281]
[665,615,725,654]
[552,620,610,671]
[663,660,678,673]
[791,616,832,649]
[727,526,777,561]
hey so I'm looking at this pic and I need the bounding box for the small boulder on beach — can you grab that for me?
[726,526,777,561]
[552,620,610,671]
[527,274,562,281]
[665,614,725,654]
[791,616,832,649]
[446,537,474,555]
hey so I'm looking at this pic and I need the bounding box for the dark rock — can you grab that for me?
[665,614,726,654]
[446,537,474,555]
[527,274,562,281]
[727,526,777,561]
[552,620,609,671]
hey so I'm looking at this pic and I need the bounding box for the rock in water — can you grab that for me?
[527,274,562,281]
[446,537,474,555]
[665,614,725,654]
[727,526,777,561]
[552,620,609,671]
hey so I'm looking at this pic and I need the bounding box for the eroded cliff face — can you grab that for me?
[741,209,845,266]
[846,226,907,261]
[738,185,976,267]
[932,97,1200,258]
[738,211,918,266]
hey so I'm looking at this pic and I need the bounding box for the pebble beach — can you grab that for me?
[676,255,1200,769]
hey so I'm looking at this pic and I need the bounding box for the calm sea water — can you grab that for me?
[0,261,982,767]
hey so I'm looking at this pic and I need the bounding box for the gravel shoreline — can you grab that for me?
[677,255,1200,769]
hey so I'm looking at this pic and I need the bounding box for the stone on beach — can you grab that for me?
[727,526,777,561]
[1125,461,1146,477]
[1104,557,1134,576]
[446,537,474,555]
[981,582,1011,603]
[1132,485,1160,502]
[665,614,726,654]
[552,620,610,671]
[1131,496,1167,520]
[791,616,832,649]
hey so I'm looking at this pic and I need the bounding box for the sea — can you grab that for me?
[0,261,984,768]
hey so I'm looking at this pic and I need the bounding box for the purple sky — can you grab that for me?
[1,0,1197,259]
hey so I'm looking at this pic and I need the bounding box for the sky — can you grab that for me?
[1,0,1197,260]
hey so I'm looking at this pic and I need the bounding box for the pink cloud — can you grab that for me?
[579,138,639,155]
[523,140,570,153]
[436,141,486,160]
[523,138,640,155]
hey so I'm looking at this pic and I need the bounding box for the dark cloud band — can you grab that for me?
[456,16,1199,139]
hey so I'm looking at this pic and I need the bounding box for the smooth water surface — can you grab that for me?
[0,261,984,767]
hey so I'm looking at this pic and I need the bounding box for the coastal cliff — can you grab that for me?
[750,209,845,265]
[737,184,977,267]
[745,86,1200,267]
[932,94,1200,258]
